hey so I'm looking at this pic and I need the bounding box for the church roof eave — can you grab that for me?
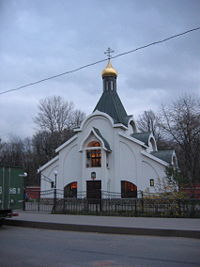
[37,155,59,173]
[151,150,175,165]
[55,134,78,153]
[141,150,169,167]
[74,110,114,132]
[92,127,111,151]
[131,132,153,146]
[79,127,111,152]
[119,132,148,148]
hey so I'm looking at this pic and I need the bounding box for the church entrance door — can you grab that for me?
[87,180,101,200]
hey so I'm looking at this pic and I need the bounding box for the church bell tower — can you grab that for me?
[102,61,118,92]
[93,48,130,127]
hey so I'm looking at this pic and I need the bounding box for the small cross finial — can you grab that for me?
[104,47,114,61]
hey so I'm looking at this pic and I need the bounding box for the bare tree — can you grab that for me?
[159,94,200,183]
[33,96,86,174]
[34,96,86,133]
[137,110,163,142]
[70,109,86,128]
[0,136,24,167]
[34,96,74,133]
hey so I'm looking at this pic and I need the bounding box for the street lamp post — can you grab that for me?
[53,170,58,213]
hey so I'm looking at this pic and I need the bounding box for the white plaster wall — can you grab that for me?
[40,160,58,198]
[62,144,81,187]
[58,142,81,192]
[140,156,167,193]
[40,112,169,198]
[114,134,168,195]
[78,115,116,193]
[80,115,114,147]
[119,141,137,183]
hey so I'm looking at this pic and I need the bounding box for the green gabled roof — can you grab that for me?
[131,132,151,145]
[93,127,111,151]
[151,150,174,164]
[93,90,131,127]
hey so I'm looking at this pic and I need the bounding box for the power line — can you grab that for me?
[1,26,200,96]
[112,26,200,59]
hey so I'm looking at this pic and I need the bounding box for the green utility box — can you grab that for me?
[0,167,24,210]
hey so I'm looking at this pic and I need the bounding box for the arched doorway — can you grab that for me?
[121,180,137,198]
[64,182,77,198]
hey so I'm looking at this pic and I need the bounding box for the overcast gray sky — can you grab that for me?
[0,0,200,140]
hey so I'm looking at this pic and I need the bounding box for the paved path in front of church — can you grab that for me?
[5,211,200,239]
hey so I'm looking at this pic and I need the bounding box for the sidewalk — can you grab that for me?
[5,211,200,239]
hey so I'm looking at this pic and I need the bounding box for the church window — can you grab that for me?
[130,120,137,133]
[150,179,154,186]
[64,182,77,198]
[110,81,113,90]
[87,141,101,147]
[86,150,101,167]
[106,152,109,168]
[121,181,137,198]
[106,81,109,90]
[172,156,177,168]
[149,138,157,152]
[86,141,101,167]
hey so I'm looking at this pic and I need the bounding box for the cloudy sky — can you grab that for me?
[0,0,200,140]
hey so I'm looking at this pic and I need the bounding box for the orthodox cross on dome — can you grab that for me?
[104,47,114,61]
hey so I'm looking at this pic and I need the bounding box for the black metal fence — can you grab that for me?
[24,189,200,218]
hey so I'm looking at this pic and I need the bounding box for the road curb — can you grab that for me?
[5,219,200,239]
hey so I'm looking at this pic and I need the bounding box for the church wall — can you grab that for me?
[80,115,114,146]
[77,115,115,193]
[140,156,167,193]
[112,134,168,195]
[40,160,59,198]
[58,142,81,192]
[80,150,106,192]
[112,135,141,194]
[40,123,169,198]
[119,141,137,181]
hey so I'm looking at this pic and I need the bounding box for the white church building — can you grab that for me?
[39,60,176,199]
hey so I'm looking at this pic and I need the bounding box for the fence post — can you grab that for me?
[178,199,181,216]
[63,198,65,213]
[134,199,137,216]
[141,191,144,214]
[38,190,40,212]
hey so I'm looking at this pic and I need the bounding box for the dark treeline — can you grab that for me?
[0,96,86,186]
[1,94,200,186]
[137,94,200,185]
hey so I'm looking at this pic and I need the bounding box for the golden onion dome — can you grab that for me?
[102,61,118,77]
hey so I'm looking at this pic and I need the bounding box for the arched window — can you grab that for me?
[172,156,178,168]
[130,120,137,133]
[87,141,101,147]
[149,137,157,152]
[64,182,77,198]
[106,81,109,90]
[121,181,137,198]
[110,81,114,90]
[86,141,101,167]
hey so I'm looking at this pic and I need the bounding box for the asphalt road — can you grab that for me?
[0,226,200,267]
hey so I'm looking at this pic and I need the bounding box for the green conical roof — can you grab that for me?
[93,90,130,126]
